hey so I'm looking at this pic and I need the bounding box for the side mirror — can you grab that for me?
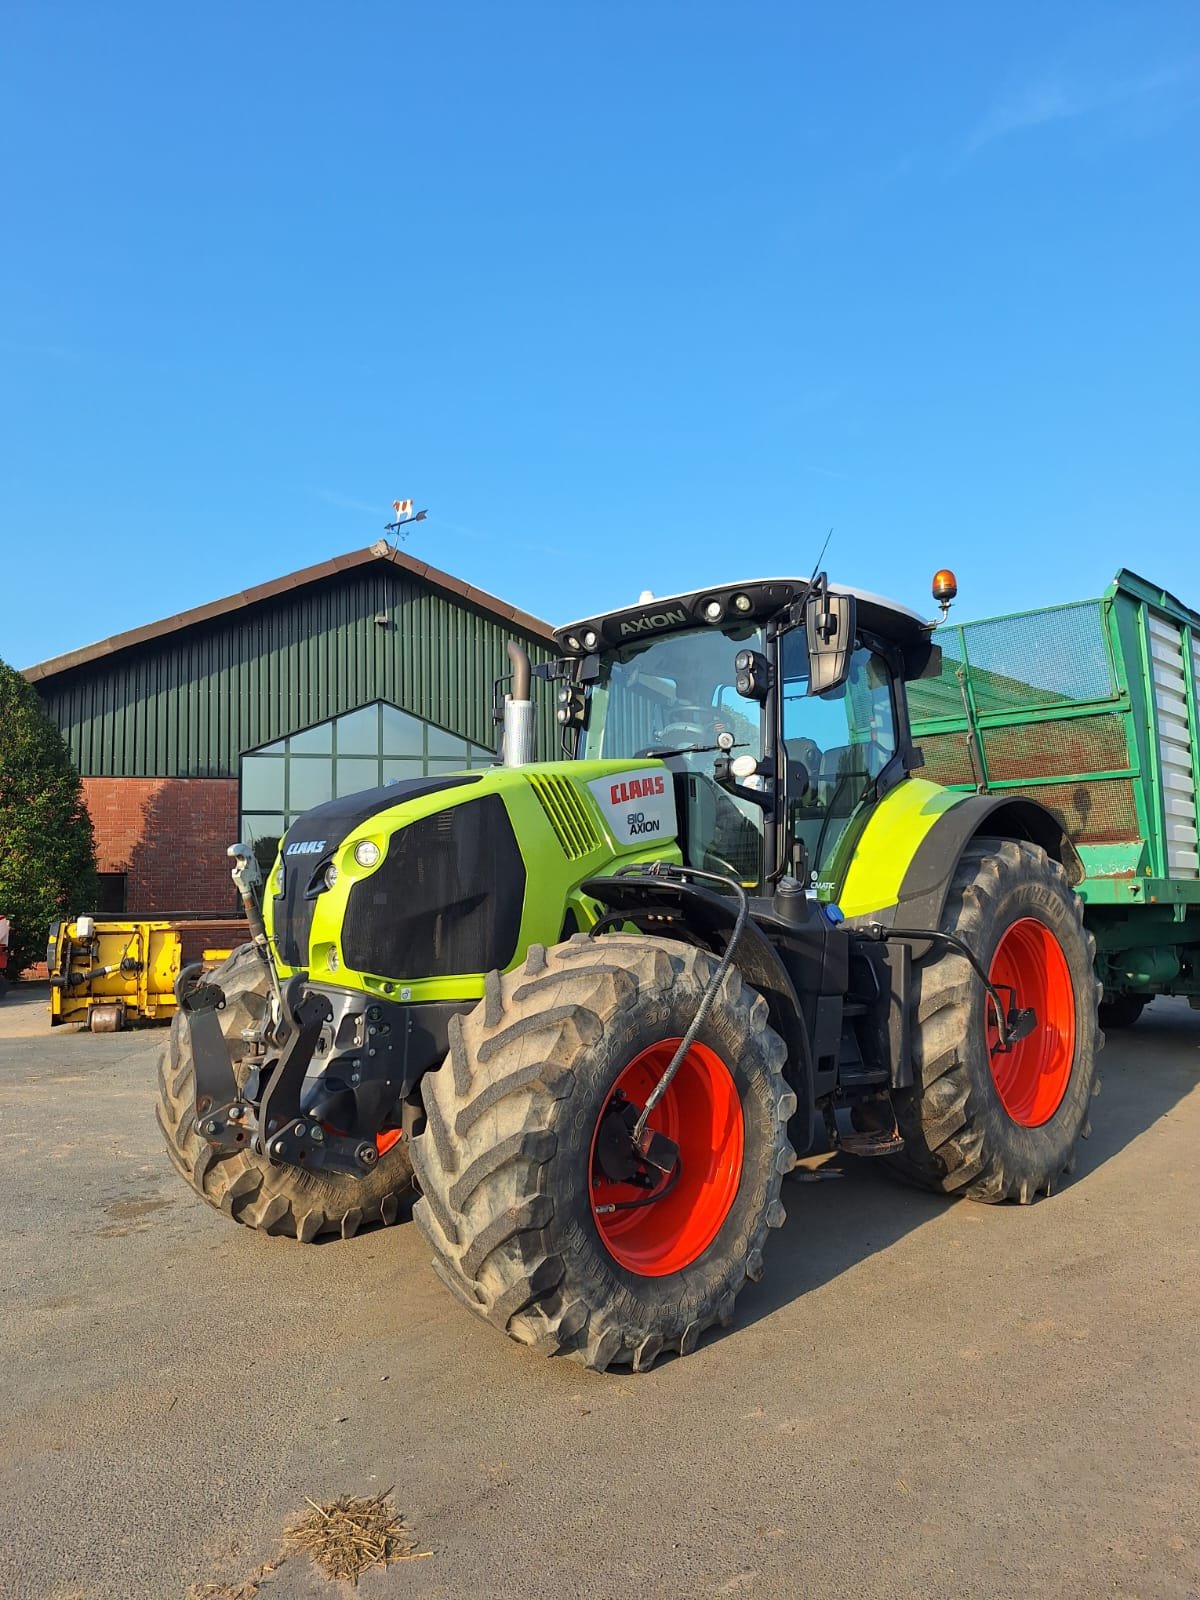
[804,587,857,695]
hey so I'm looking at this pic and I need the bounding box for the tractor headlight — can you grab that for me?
[324,862,339,889]
[353,840,380,868]
[327,947,340,972]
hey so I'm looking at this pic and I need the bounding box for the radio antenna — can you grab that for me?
[805,528,834,592]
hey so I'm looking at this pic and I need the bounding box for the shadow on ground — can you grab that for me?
[729,996,1200,1335]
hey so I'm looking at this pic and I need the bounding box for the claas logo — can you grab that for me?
[609,775,666,805]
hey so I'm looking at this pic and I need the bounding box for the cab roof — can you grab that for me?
[554,577,930,654]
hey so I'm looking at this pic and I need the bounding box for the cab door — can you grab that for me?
[780,637,900,896]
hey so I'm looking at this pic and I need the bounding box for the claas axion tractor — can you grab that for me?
[158,570,1100,1370]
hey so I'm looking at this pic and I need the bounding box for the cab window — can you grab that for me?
[780,640,898,886]
[583,626,766,885]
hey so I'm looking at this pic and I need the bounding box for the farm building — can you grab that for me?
[25,543,556,915]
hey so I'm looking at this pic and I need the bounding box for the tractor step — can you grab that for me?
[836,1127,905,1157]
[824,1100,905,1157]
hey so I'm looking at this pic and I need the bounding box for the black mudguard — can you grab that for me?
[884,793,1082,957]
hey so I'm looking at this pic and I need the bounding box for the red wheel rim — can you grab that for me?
[589,1038,744,1277]
[321,1124,404,1157]
[987,918,1076,1127]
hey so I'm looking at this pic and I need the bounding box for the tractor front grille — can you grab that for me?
[342,794,525,979]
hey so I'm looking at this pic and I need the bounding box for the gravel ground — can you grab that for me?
[0,981,1197,1600]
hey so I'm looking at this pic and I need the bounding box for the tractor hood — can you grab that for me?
[262,760,684,1002]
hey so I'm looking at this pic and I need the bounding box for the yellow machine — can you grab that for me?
[48,917,240,1030]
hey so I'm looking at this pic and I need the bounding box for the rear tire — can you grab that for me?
[411,934,796,1370]
[155,943,414,1240]
[887,838,1101,1203]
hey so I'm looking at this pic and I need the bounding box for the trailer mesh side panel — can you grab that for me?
[914,731,977,787]
[986,779,1139,846]
[906,636,968,724]
[910,602,1142,848]
[980,715,1131,782]
[961,602,1115,712]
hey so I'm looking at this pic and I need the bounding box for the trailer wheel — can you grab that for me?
[410,934,795,1371]
[887,837,1101,1203]
[155,943,414,1241]
[1098,992,1147,1030]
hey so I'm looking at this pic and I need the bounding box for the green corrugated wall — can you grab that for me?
[36,566,558,778]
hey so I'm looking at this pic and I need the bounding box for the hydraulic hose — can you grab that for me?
[626,863,750,1146]
[862,922,1032,1052]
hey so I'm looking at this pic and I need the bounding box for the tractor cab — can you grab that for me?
[552,577,938,899]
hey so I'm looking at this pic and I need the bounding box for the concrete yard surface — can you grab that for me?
[1,981,1198,1600]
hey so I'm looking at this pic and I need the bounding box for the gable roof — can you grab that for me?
[25,542,555,682]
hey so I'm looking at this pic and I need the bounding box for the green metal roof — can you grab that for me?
[31,549,558,778]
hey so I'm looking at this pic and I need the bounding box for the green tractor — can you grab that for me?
[157,573,1100,1370]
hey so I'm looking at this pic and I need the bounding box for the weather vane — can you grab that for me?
[384,498,428,545]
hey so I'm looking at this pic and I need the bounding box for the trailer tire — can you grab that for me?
[155,943,414,1241]
[1098,992,1147,1030]
[887,837,1101,1204]
[411,934,796,1371]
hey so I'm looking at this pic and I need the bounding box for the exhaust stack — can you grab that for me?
[502,640,536,767]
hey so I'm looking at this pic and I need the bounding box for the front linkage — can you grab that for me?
[179,845,386,1180]
[182,973,384,1177]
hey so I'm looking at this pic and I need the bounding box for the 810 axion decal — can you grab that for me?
[586,769,678,847]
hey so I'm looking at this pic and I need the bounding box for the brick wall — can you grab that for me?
[81,777,239,915]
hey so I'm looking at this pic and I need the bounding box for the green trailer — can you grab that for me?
[909,569,1200,1027]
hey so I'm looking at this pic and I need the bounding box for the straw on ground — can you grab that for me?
[283,1490,432,1584]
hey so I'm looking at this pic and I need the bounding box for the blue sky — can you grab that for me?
[2,2,1197,668]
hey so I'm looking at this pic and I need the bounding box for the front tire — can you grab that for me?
[888,838,1101,1203]
[411,935,796,1370]
[156,943,415,1240]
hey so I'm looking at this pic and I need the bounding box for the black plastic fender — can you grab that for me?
[878,793,1083,957]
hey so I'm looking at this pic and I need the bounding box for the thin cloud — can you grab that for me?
[308,488,388,517]
[438,514,567,561]
[964,63,1190,157]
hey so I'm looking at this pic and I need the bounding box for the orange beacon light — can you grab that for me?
[932,568,958,620]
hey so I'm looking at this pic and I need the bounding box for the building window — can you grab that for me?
[239,701,495,863]
[96,872,128,914]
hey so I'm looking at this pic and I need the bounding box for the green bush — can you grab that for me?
[0,658,97,975]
